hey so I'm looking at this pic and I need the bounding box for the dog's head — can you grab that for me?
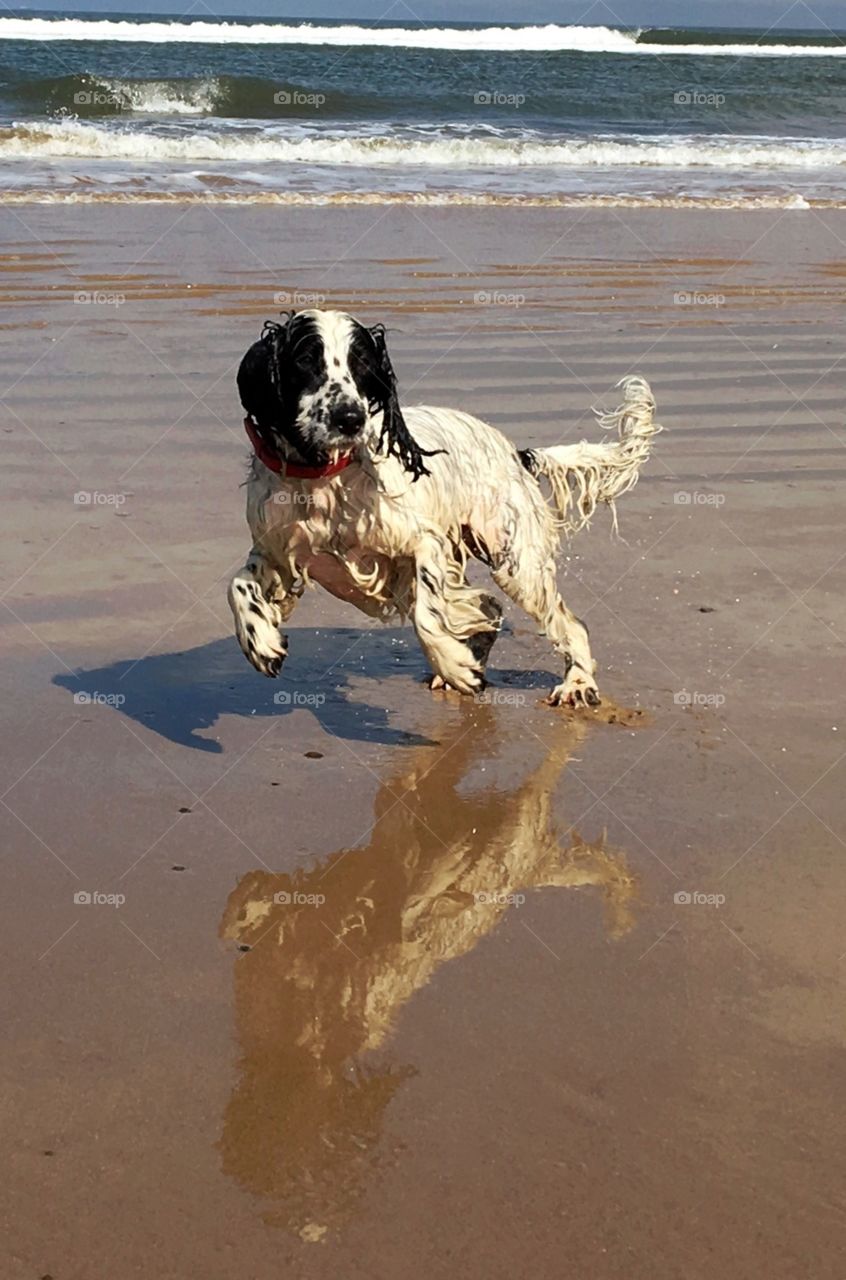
[237,308,438,479]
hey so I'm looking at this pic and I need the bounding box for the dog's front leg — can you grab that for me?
[412,531,500,696]
[227,549,296,678]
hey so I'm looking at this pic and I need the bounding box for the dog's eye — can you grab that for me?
[349,353,374,387]
[289,341,319,373]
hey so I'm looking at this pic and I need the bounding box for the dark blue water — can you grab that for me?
[0,12,844,204]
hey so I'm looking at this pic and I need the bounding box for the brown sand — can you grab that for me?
[1,205,844,1277]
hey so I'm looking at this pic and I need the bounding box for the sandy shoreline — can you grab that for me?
[2,203,844,1276]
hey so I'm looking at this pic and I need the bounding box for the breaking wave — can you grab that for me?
[2,119,844,169]
[0,18,845,57]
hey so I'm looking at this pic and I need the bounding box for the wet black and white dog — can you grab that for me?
[230,309,659,707]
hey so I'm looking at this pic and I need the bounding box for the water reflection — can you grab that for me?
[219,706,636,1236]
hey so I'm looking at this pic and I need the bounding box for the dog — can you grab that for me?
[229,309,659,707]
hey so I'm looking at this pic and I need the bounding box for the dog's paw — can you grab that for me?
[233,588,287,678]
[240,619,288,677]
[547,667,601,709]
[428,674,453,692]
[428,674,475,694]
[428,663,485,697]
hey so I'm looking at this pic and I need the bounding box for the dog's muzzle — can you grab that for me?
[329,399,367,437]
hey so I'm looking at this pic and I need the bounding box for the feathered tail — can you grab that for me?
[519,376,660,536]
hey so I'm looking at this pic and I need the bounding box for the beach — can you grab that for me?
[1,200,845,1275]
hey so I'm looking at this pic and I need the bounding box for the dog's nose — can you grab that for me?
[329,401,366,436]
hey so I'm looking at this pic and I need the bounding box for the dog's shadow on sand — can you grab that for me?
[54,626,557,753]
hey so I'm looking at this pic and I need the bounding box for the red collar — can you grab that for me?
[243,416,355,479]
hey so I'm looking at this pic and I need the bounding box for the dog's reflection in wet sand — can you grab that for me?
[219,706,637,1236]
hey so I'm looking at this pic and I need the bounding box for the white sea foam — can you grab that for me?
[2,120,844,169]
[0,17,844,56]
[95,78,221,115]
[0,190,832,210]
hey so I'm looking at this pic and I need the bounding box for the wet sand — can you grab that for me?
[1,204,845,1277]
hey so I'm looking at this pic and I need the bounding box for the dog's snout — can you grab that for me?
[329,400,366,436]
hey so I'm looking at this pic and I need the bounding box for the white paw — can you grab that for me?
[428,674,471,694]
[548,665,601,709]
[428,658,484,697]
[230,580,287,677]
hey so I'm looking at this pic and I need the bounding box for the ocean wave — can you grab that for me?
[0,72,393,120]
[81,76,220,115]
[0,19,636,50]
[0,17,844,56]
[2,119,844,169]
[5,73,224,116]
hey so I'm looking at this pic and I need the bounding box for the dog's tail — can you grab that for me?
[519,376,660,537]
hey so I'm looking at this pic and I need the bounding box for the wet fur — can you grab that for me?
[229,309,660,707]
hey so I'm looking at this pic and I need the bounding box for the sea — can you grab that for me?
[1,11,845,206]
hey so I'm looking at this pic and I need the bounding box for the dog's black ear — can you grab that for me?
[368,324,444,482]
[259,311,296,403]
[237,312,296,428]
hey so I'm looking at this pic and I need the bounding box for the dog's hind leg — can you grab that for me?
[413,531,502,695]
[492,535,598,709]
[228,549,299,678]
